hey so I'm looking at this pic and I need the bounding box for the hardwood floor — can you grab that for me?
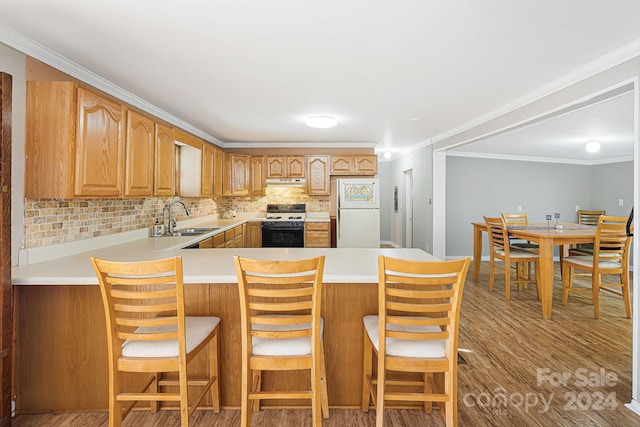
[12,262,638,426]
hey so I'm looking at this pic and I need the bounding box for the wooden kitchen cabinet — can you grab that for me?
[201,142,214,196]
[330,155,377,176]
[154,123,176,196]
[213,146,224,196]
[74,87,125,196]
[213,233,225,248]
[305,222,330,248]
[26,81,125,198]
[124,110,154,197]
[306,155,330,195]
[234,224,245,248]
[329,155,353,175]
[198,236,214,248]
[245,221,262,248]
[224,153,250,195]
[249,156,266,196]
[354,155,378,175]
[224,229,235,248]
[266,156,305,178]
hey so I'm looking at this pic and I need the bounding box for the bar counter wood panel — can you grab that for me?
[14,281,378,413]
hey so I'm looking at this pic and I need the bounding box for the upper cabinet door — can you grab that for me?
[201,143,214,196]
[154,123,175,196]
[213,146,224,196]
[250,156,266,196]
[307,155,330,195]
[229,154,249,195]
[74,88,124,196]
[330,156,353,175]
[266,156,286,178]
[354,155,377,175]
[124,110,154,196]
[286,156,305,178]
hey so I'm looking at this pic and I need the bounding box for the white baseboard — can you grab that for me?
[625,399,640,417]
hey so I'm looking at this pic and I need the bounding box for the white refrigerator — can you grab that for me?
[337,178,380,248]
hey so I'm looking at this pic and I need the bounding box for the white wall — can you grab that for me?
[378,161,392,242]
[381,145,433,250]
[445,157,634,258]
[0,42,26,266]
[592,161,634,217]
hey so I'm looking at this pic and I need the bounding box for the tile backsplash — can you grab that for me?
[24,187,330,248]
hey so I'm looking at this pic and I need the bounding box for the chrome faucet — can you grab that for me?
[167,200,191,234]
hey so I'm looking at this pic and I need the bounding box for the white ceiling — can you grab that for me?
[449,91,635,164]
[1,0,639,161]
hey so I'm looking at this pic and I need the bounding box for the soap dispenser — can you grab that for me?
[152,218,164,237]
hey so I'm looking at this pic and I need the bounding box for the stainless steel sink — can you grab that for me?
[169,227,219,236]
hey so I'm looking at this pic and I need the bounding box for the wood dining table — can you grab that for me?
[472,221,597,319]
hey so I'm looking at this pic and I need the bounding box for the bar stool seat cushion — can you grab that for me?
[252,316,324,356]
[122,316,221,358]
[363,315,445,358]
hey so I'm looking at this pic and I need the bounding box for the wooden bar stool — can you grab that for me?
[90,256,221,427]
[361,256,470,427]
[233,255,328,427]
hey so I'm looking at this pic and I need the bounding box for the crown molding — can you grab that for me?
[446,150,633,166]
[429,38,640,147]
[0,22,224,146]
[224,141,375,149]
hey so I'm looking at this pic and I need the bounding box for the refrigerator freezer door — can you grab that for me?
[337,208,380,248]
[338,179,379,209]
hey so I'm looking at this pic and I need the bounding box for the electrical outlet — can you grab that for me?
[426,244,430,252]
[619,199,624,206]
[517,205,522,212]
[576,205,580,212]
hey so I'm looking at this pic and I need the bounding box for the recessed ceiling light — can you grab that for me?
[305,116,337,128]
[383,151,392,159]
[409,117,420,121]
[585,141,601,153]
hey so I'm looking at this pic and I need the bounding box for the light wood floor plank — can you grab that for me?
[12,262,638,426]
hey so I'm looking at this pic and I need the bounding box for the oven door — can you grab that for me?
[262,223,304,247]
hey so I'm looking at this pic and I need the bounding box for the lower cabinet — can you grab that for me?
[198,237,213,248]
[246,221,262,248]
[305,222,330,248]
[234,225,245,248]
[213,233,225,248]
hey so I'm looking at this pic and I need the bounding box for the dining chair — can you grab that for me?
[90,256,221,427]
[501,213,540,251]
[233,255,328,427]
[361,256,470,427]
[561,215,632,319]
[568,209,605,256]
[484,216,540,300]
[501,212,538,279]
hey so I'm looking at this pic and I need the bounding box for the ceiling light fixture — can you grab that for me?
[305,115,337,128]
[383,151,392,159]
[585,141,601,153]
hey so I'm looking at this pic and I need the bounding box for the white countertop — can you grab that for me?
[13,211,434,286]
[12,246,436,286]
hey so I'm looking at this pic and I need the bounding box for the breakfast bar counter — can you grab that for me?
[12,245,436,413]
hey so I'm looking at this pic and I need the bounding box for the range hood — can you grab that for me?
[265,178,306,187]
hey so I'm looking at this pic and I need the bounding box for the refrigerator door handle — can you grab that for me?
[337,210,340,239]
